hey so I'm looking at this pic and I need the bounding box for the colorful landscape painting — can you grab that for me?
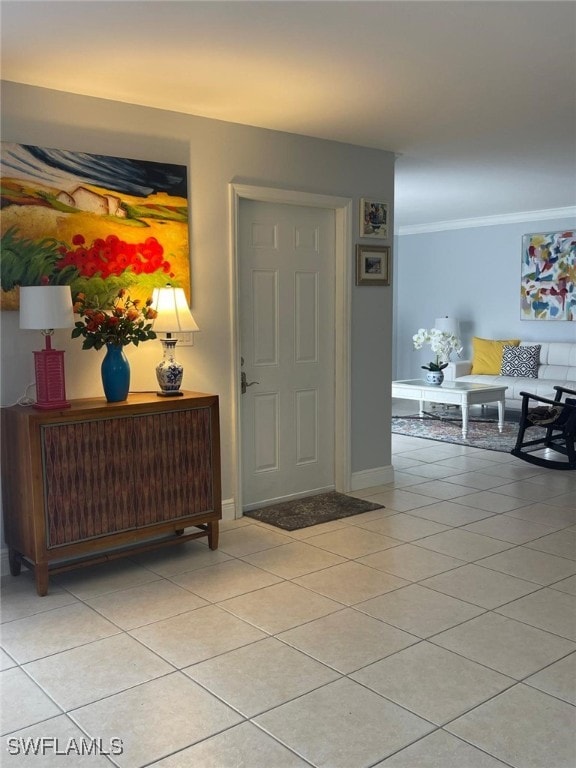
[521,231,576,321]
[0,143,190,310]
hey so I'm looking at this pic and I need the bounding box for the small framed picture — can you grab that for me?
[356,245,390,286]
[360,198,388,239]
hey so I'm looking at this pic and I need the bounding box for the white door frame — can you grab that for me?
[229,184,353,516]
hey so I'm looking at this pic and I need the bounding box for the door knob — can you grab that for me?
[241,371,259,394]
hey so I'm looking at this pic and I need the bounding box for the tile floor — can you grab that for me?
[1,405,575,767]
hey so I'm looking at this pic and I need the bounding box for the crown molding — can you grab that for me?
[397,206,576,236]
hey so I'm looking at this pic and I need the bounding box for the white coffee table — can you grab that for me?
[392,379,508,438]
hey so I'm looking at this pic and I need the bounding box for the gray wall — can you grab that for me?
[0,82,396,513]
[394,218,576,379]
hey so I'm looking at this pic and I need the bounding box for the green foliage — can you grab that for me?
[0,226,78,290]
[421,362,449,372]
[71,275,138,309]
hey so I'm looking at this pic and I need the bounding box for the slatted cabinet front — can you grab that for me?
[1,392,221,595]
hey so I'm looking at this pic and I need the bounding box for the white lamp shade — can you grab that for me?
[434,316,460,336]
[19,286,74,330]
[152,286,200,333]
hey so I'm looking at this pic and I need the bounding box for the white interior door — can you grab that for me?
[239,199,335,510]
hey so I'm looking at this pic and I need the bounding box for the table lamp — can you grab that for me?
[434,316,460,338]
[19,285,75,410]
[151,286,199,396]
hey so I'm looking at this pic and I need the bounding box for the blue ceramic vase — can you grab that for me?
[425,369,444,386]
[101,343,130,402]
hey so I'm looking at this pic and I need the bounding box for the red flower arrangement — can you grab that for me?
[57,233,174,279]
[71,289,158,350]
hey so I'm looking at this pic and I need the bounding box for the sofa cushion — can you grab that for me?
[500,345,540,378]
[471,337,520,374]
[533,342,576,381]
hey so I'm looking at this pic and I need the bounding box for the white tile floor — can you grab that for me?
[1,411,575,767]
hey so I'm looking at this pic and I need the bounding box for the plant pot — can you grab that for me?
[101,343,130,402]
[425,370,444,386]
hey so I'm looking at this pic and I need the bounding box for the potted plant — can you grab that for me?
[71,289,157,402]
[413,328,463,385]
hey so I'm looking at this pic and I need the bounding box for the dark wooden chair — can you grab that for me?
[511,385,576,470]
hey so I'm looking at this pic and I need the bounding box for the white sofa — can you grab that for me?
[444,341,576,408]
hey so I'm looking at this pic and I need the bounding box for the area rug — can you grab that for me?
[392,413,546,453]
[244,491,384,530]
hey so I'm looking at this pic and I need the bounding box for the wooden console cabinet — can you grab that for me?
[1,392,221,595]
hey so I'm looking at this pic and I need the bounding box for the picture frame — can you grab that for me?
[520,230,575,321]
[356,244,390,286]
[0,142,191,311]
[359,198,388,239]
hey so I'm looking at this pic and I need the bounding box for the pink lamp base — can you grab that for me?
[33,348,70,410]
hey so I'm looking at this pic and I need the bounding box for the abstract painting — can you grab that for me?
[521,231,575,321]
[0,143,190,310]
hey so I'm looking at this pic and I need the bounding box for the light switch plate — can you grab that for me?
[172,332,195,347]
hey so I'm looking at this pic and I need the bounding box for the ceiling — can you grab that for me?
[1,0,575,231]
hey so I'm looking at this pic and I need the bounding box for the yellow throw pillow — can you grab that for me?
[471,337,521,374]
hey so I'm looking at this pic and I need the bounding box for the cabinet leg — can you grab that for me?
[8,548,22,577]
[35,564,49,597]
[207,521,219,550]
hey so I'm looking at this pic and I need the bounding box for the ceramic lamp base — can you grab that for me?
[156,337,185,396]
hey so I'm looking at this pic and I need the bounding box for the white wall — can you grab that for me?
[0,81,396,517]
[394,217,576,379]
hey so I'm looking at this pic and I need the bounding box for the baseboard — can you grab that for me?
[351,465,394,491]
[0,547,10,577]
[221,498,236,521]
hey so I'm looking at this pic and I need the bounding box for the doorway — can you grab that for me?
[230,185,352,515]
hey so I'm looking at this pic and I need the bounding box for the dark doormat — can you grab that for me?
[244,491,384,531]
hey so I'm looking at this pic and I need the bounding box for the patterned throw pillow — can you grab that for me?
[500,345,541,377]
